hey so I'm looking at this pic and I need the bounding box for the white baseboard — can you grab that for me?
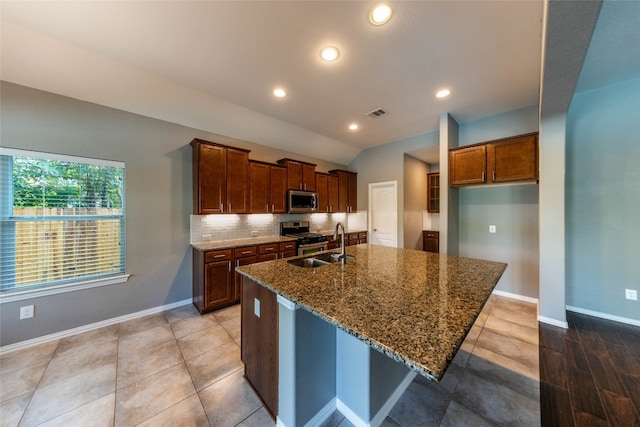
[491,289,539,305]
[538,315,569,329]
[369,370,416,427]
[566,305,640,327]
[304,397,337,427]
[337,370,416,427]
[0,298,192,354]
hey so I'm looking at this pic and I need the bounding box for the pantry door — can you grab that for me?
[368,181,398,248]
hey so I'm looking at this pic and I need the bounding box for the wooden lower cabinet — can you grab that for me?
[241,276,278,419]
[193,248,234,314]
[279,241,296,259]
[423,231,439,253]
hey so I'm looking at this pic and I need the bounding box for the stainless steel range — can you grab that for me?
[280,221,328,256]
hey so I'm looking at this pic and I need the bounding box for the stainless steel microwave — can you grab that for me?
[288,190,318,213]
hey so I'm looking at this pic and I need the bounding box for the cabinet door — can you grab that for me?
[487,135,538,183]
[195,143,226,214]
[270,166,288,214]
[205,260,234,309]
[302,164,316,191]
[327,175,339,213]
[227,149,249,213]
[427,173,440,213]
[286,162,303,190]
[348,173,358,212]
[250,162,270,214]
[336,173,349,212]
[449,145,487,186]
[241,277,278,418]
[234,256,257,302]
[316,173,328,213]
[423,231,439,253]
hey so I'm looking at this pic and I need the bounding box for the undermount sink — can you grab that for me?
[287,257,330,268]
[313,252,356,263]
[287,252,356,268]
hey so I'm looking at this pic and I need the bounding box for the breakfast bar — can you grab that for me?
[236,244,507,426]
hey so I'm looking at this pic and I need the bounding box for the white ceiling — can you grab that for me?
[2,1,545,164]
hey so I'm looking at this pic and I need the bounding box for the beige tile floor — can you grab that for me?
[0,295,539,427]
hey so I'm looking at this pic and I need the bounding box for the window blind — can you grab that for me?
[0,149,125,293]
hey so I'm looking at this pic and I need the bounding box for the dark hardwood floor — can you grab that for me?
[540,311,640,426]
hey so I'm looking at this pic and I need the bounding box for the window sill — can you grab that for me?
[0,274,131,304]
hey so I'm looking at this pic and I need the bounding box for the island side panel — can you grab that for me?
[241,276,278,419]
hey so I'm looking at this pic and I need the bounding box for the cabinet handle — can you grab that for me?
[242,250,252,255]
[228,203,231,212]
[304,183,307,190]
[492,171,496,182]
[220,203,224,212]
[481,172,485,182]
[228,262,231,272]
[272,204,275,213]
[236,260,240,267]
[266,204,269,212]
[213,254,225,258]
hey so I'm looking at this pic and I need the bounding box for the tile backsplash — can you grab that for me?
[190,211,368,244]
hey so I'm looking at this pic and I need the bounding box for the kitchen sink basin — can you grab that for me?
[287,257,331,268]
[313,252,356,263]
[287,252,356,268]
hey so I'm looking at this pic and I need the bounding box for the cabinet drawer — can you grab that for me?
[347,233,359,241]
[279,241,296,252]
[423,231,439,238]
[259,243,279,255]
[234,246,258,258]
[358,232,367,240]
[205,249,233,263]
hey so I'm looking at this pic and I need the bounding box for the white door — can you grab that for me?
[368,181,398,248]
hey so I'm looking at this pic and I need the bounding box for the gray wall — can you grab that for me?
[403,154,428,250]
[456,106,540,298]
[0,82,345,346]
[351,131,439,249]
[566,77,640,321]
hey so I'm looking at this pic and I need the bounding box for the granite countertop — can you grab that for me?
[236,244,506,381]
[192,236,297,251]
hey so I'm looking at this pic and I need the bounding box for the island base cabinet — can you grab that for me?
[241,277,278,420]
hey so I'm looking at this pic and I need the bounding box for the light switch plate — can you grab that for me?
[20,305,34,319]
[254,298,261,317]
[489,225,497,233]
[625,289,638,301]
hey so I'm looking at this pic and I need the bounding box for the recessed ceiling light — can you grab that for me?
[320,46,340,62]
[273,88,287,98]
[436,89,451,98]
[348,123,359,131]
[369,4,393,26]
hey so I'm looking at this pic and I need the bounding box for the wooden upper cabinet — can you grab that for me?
[270,166,287,213]
[427,173,440,213]
[192,141,226,214]
[226,148,249,213]
[316,173,329,213]
[330,169,357,213]
[449,145,487,186]
[249,162,270,214]
[449,133,539,187]
[277,159,317,191]
[487,134,538,183]
[191,139,250,214]
[250,161,288,214]
[328,175,339,213]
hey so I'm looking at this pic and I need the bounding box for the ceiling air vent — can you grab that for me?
[366,108,388,118]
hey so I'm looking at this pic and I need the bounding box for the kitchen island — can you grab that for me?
[236,244,506,427]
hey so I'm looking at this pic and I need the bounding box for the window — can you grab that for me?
[0,148,126,296]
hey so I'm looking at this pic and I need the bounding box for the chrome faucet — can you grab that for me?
[334,222,346,262]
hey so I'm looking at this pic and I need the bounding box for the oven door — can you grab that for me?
[298,242,328,256]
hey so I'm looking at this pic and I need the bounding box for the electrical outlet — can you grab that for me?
[489,225,497,233]
[20,305,35,319]
[201,234,212,241]
[250,230,258,237]
[254,298,261,318]
[625,289,638,301]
